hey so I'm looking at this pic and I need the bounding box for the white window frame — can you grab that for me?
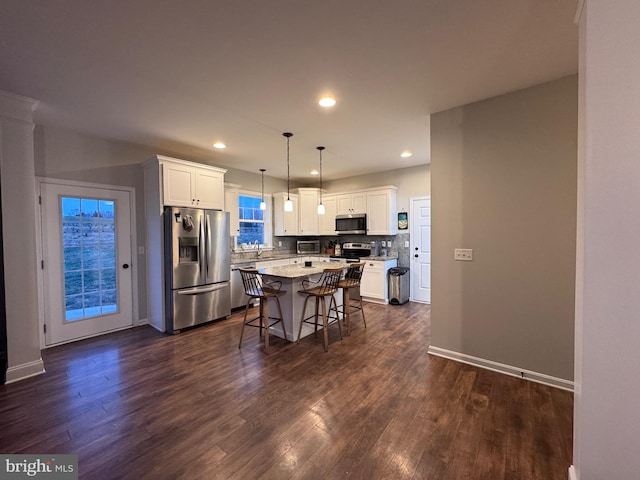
[236,189,273,251]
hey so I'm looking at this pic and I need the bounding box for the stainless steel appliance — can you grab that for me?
[330,242,372,262]
[230,262,256,310]
[164,206,231,333]
[335,213,367,235]
[297,240,320,254]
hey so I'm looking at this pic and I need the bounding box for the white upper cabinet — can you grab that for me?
[273,192,299,236]
[318,194,338,235]
[366,187,398,235]
[224,183,241,236]
[273,185,397,236]
[336,192,367,215]
[297,188,320,236]
[161,157,226,210]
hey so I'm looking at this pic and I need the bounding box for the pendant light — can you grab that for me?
[259,168,266,210]
[316,146,325,215]
[283,132,294,212]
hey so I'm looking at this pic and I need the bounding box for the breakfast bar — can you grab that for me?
[258,262,346,342]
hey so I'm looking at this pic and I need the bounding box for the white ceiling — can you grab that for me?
[0,0,578,182]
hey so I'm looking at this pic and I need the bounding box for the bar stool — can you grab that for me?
[297,266,343,351]
[238,268,287,353]
[338,261,367,335]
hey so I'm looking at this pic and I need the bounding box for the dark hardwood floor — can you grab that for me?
[0,302,573,479]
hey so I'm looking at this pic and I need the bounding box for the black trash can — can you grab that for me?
[388,267,410,305]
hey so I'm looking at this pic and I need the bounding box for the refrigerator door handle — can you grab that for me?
[177,283,229,295]
[205,213,211,278]
[198,213,206,284]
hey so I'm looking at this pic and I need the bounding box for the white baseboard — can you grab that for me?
[148,322,164,333]
[135,317,149,326]
[361,297,388,305]
[5,358,46,384]
[427,346,574,391]
[569,465,577,480]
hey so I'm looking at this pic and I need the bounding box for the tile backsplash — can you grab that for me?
[231,233,411,267]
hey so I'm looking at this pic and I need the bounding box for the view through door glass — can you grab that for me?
[62,196,118,321]
[41,181,133,346]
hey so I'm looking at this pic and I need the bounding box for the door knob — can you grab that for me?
[415,247,418,250]
[122,263,130,269]
[414,254,418,258]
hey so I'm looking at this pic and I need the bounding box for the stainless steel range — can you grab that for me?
[331,242,372,262]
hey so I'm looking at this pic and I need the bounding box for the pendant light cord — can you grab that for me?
[319,148,323,204]
[283,132,293,201]
[287,136,290,200]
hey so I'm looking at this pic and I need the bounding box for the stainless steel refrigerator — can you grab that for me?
[164,206,231,334]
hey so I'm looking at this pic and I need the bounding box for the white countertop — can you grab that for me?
[260,261,347,279]
[366,255,399,261]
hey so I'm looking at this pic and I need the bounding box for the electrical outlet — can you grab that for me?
[278,241,282,247]
[405,241,409,248]
[138,246,145,255]
[381,240,386,247]
[454,248,473,261]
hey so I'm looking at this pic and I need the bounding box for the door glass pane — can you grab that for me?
[61,196,117,321]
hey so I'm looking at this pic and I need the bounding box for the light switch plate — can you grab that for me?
[138,246,145,255]
[454,248,473,261]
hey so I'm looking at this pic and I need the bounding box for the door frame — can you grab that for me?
[409,195,430,304]
[35,177,139,348]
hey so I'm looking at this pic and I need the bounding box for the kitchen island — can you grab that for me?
[258,262,346,342]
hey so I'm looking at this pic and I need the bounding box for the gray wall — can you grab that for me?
[573,1,640,477]
[430,75,577,381]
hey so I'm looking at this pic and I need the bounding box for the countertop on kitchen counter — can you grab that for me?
[364,254,399,261]
[231,252,398,265]
[231,252,330,264]
[259,261,348,279]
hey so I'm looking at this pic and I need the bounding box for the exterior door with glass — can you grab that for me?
[40,182,133,345]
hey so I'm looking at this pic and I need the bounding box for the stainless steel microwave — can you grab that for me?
[335,213,367,235]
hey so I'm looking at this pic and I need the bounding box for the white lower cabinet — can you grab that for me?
[360,258,398,303]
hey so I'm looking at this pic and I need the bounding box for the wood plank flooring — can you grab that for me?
[0,302,573,479]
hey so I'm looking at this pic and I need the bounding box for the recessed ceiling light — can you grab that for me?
[213,142,226,149]
[319,97,336,107]
[401,151,412,158]
[310,169,319,175]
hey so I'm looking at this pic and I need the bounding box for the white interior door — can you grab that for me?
[410,197,431,303]
[40,182,133,345]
